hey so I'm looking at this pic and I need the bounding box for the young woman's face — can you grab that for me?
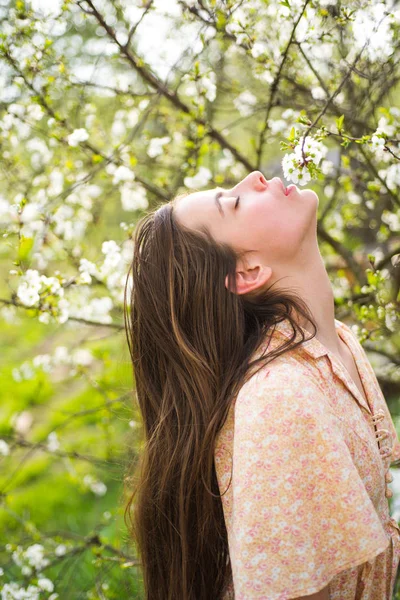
[173,171,319,266]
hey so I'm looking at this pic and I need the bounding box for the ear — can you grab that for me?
[224,263,272,296]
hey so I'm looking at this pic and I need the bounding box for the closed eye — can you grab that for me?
[215,191,240,216]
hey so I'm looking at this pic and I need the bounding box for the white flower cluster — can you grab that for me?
[70,289,114,325]
[1,178,99,246]
[105,161,149,213]
[12,544,50,576]
[282,136,328,185]
[233,91,258,118]
[183,166,212,189]
[67,128,89,147]
[225,7,254,46]
[182,69,217,103]
[16,269,69,324]
[382,208,400,232]
[251,40,269,59]
[83,474,107,497]
[78,238,132,305]
[216,149,244,180]
[370,110,400,163]
[1,579,56,600]
[46,432,60,453]
[0,439,10,456]
[379,163,400,192]
[9,411,33,436]
[12,345,94,382]
[1,582,40,600]
[383,303,399,333]
[110,106,140,140]
[352,2,400,62]
[147,136,171,158]
[112,165,135,185]
[15,260,119,325]
[0,190,53,241]
[120,183,148,212]
[51,182,100,243]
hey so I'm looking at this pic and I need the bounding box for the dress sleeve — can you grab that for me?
[230,365,390,599]
[376,389,400,466]
[340,320,400,465]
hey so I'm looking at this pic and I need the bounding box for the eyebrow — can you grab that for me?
[214,191,224,217]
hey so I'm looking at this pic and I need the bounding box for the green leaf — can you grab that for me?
[335,114,344,131]
[18,236,34,262]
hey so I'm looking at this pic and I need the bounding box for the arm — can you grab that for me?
[295,584,330,599]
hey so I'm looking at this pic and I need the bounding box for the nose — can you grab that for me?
[236,170,268,192]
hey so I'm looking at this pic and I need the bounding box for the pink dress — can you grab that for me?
[214,318,400,599]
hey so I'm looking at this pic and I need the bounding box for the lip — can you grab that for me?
[274,177,287,195]
[285,184,297,196]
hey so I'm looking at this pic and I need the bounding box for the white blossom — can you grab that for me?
[12,362,35,382]
[11,411,34,435]
[251,41,268,58]
[47,432,60,452]
[79,258,98,277]
[233,91,257,117]
[0,583,40,600]
[83,474,107,496]
[282,136,328,185]
[352,3,395,61]
[91,481,107,496]
[20,202,41,224]
[0,440,10,456]
[55,544,67,556]
[17,282,40,307]
[67,128,89,147]
[120,182,149,211]
[147,136,171,158]
[184,166,212,189]
[71,349,93,366]
[37,578,54,593]
[385,163,400,190]
[311,86,326,100]
[377,116,396,137]
[112,165,136,185]
[53,346,69,364]
[201,73,217,102]
[26,104,44,121]
[12,544,50,574]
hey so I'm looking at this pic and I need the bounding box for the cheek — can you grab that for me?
[243,204,305,254]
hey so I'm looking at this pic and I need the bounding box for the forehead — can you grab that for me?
[173,188,218,228]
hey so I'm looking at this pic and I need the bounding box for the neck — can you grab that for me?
[274,238,343,357]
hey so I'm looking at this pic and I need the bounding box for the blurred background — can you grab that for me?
[0,0,400,598]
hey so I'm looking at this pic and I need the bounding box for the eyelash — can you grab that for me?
[217,191,240,210]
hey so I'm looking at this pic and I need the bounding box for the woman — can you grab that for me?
[124,170,400,599]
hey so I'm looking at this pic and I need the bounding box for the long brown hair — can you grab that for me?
[123,194,317,600]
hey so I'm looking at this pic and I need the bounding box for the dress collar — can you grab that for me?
[271,317,344,359]
[270,317,373,414]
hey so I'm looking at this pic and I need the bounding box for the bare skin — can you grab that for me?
[174,170,358,382]
[295,584,330,599]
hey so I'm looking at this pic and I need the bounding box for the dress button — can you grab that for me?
[385,487,393,499]
[385,471,394,483]
[379,446,392,459]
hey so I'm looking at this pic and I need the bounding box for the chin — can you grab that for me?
[300,187,319,203]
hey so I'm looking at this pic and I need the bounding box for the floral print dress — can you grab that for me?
[214,318,400,599]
